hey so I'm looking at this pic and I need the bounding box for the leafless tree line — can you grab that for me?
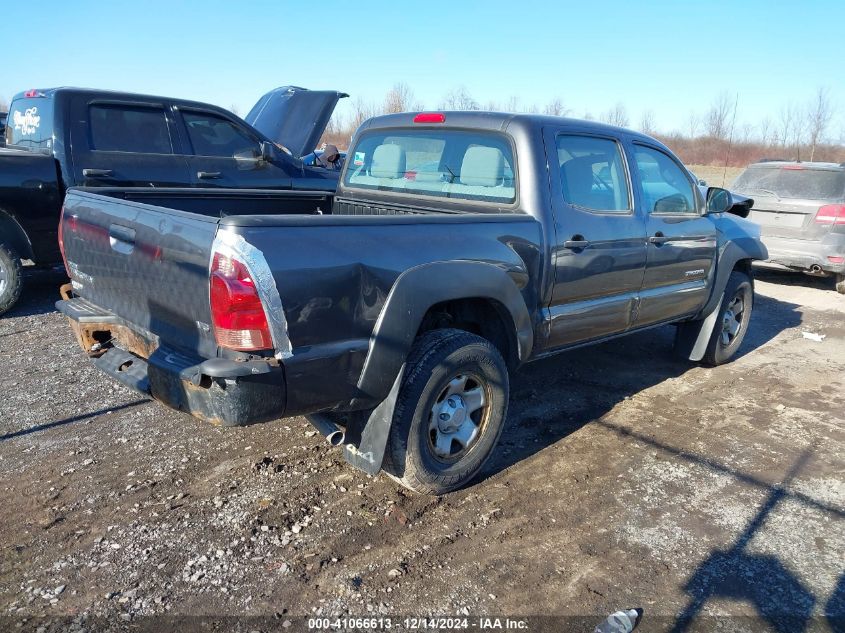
[321,83,843,166]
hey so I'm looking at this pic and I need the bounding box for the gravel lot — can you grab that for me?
[0,269,843,632]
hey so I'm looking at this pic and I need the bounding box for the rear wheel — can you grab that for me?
[835,273,845,295]
[383,329,509,495]
[702,270,753,366]
[0,242,23,317]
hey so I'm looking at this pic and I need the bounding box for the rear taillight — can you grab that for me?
[814,204,845,225]
[209,252,272,351]
[58,206,70,277]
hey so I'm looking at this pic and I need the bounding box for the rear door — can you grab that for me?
[175,107,293,189]
[630,143,717,326]
[543,128,648,348]
[69,96,193,187]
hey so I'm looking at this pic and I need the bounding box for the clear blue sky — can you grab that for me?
[3,0,842,138]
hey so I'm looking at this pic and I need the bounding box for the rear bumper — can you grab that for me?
[56,297,287,426]
[757,233,845,275]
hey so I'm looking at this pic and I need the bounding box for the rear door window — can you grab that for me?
[733,166,845,201]
[7,97,54,153]
[89,104,173,154]
[557,135,631,213]
[344,129,516,204]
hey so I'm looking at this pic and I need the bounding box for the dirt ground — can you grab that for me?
[0,269,843,632]
[686,165,745,189]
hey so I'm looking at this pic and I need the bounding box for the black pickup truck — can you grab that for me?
[57,112,765,494]
[0,85,346,314]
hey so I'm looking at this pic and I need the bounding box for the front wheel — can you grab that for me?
[702,270,754,366]
[383,329,509,495]
[0,242,23,317]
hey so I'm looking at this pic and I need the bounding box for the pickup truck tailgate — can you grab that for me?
[61,189,219,358]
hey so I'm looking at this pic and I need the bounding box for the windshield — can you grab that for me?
[344,129,516,204]
[733,166,845,201]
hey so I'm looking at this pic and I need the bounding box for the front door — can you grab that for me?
[544,129,648,349]
[630,143,718,326]
[176,108,293,189]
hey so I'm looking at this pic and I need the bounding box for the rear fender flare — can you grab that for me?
[0,208,34,260]
[354,260,533,404]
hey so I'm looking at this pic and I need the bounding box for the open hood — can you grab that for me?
[245,86,348,159]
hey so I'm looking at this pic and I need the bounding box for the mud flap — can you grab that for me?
[674,293,724,362]
[343,364,405,476]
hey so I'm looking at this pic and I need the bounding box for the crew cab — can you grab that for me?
[56,112,766,494]
[0,85,346,314]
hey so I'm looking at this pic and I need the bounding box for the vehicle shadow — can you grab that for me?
[755,267,838,293]
[0,399,149,441]
[2,272,65,319]
[481,291,803,480]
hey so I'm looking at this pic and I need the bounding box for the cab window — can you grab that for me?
[183,111,258,158]
[557,135,630,213]
[89,104,173,154]
[633,145,697,214]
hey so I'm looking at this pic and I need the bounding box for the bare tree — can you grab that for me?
[758,116,772,146]
[639,109,656,135]
[383,82,416,114]
[806,87,834,161]
[504,95,521,113]
[583,111,595,121]
[349,96,378,132]
[439,86,479,111]
[0,96,8,112]
[229,103,241,117]
[601,102,629,127]
[543,98,568,117]
[687,111,700,138]
[778,102,804,153]
[704,92,735,140]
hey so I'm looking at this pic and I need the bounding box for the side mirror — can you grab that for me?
[260,140,275,162]
[705,187,733,214]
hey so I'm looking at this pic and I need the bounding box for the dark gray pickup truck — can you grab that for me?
[57,112,766,494]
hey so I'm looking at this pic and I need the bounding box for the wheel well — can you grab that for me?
[0,209,34,260]
[734,258,753,277]
[416,298,519,370]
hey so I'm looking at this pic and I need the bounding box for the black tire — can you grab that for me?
[835,273,845,295]
[702,270,753,366]
[0,242,23,317]
[383,328,509,495]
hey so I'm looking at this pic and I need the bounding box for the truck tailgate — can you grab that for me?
[61,189,219,358]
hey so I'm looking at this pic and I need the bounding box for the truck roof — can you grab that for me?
[10,87,232,112]
[358,110,661,145]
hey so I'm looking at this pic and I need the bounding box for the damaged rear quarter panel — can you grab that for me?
[224,214,543,414]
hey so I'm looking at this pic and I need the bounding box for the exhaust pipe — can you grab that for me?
[809,264,823,275]
[305,413,346,446]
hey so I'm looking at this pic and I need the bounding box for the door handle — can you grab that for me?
[563,237,590,249]
[649,232,670,245]
[197,171,222,179]
[82,168,114,177]
[108,224,135,254]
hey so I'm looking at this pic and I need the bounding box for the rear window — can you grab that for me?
[6,97,54,153]
[733,166,845,201]
[344,129,516,204]
[89,104,173,154]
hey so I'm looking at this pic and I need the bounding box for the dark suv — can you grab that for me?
[733,161,845,293]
